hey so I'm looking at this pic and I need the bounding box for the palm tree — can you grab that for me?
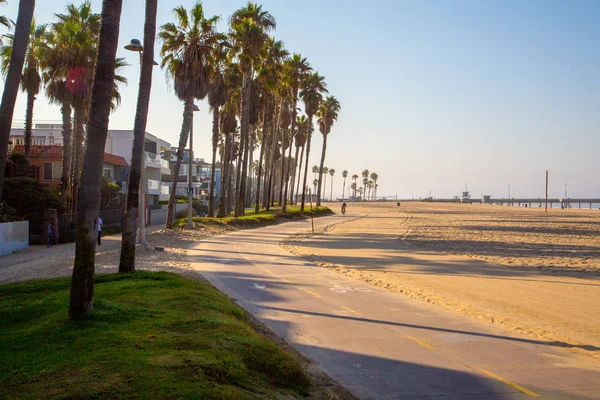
[362,169,369,201]
[229,2,276,216]
[44,2,100,210]
[159,2,222,228]
[290,114,307,204]
[69,0,123,320]
[207,43,227,217]
[256,38,288,211]
[299,72,327,211]
[0,0,34,200]
[351,182,357,200]
[281,53,310,211]
[1,20,47,160]
[119,0,158,274]
[352,174,358,199]
[367,180,374,200]
[217,100,238,217]
[312,164,318,180]
[315,95,341,206]
[370,172,378,200]
[329,168,335,201]
[342,170,348,201]
[313,178,318,194]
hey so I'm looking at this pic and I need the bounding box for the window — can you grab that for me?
[103,168,112,179]
[43,162,61,180]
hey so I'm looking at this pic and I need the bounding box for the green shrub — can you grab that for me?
[1,178,63,224]
[177,208,198,219]
[9,152,29,165]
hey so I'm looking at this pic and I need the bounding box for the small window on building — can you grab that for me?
[44,162,61,180]
[103,168,112,179]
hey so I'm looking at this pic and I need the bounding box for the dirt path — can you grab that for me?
[289,203,600,360]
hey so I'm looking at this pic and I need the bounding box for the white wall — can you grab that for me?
[0,221,29,255]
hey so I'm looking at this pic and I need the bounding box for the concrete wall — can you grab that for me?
[0,221,29,255]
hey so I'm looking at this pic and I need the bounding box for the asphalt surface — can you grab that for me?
[188,213,600,399]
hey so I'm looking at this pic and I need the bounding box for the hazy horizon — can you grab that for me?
[2,0,598,200]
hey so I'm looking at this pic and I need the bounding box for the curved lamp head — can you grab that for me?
[124,38,143,52]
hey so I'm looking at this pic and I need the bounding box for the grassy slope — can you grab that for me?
[173,206,332,228]
[0,272,312,399]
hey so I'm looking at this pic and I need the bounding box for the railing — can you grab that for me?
[4,163,39,179]
[144,151,161,168]
[56,209,124,243]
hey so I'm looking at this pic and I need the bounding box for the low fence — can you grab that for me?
[0,221,29,255]
[56,209,124,243]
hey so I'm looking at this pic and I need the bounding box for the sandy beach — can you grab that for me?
[288,202,600,359]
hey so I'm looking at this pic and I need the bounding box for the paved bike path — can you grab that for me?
[188,214,600,399]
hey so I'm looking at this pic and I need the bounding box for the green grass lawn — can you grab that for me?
[173,205,333,228]
[0,272,313,399]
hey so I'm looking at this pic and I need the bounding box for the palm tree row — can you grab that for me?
[159,1,342,224]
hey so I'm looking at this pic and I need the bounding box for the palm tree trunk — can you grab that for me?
[289,144,300,205]
[254,107,268,213]
[208,106,219,217]
[217,132,230,218]
[69,0,123,320]
[342,178,346,202]
[316,133,328,207]
[71,105,85,213]
[294,144,305,205]
[278,139,286,207]
[60,98,72,209]
[227,137,234,214]
[330,174,334,201]
[0,0,35,200]
[119,0,157,273]
[266,101,281,211]
[282,136,293,210]
[166,97,193,228]
[245,127,254,208]
[24,89,35,160]
[300,115,313,212]
[236,66,252,216]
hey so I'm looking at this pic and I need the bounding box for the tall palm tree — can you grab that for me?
[229,2,275,216]
[370,172,378,200]
[312,178,318,194]
[362,169,369,201]
[159,2,222,228]
[281,53,310,211]
[44,2,100,210]
[207,42,227,217]
[119,0,158,274]
[217,100,238,217]
[342,170,348,201]
[290,114,307,204]
[315,95,340,206]
[329,168,335,201]
[0,20,47,160]
[0,0,34,200]
[352,173,358,199]
[255,37,287,212]
[299,72,327,211]
[312,164,318,180]
[69,0,124,320]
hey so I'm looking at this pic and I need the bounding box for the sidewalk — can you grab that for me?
[0,226,162,284]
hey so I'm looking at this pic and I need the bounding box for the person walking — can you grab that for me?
[47,223,54,248]
[96,216,103,245]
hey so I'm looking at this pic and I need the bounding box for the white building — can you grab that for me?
[9,122,172,206]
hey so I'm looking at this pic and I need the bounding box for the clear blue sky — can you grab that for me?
[2,0,599,199]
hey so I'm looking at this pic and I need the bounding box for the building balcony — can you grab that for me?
[161,158,170,175]
[145,152,161,169]
[147,179,160,195]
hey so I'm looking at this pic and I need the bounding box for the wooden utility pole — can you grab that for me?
[545,170,549,213]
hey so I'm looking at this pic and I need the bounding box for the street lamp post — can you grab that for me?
[188,104,200,229]
[124,38,158,247]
